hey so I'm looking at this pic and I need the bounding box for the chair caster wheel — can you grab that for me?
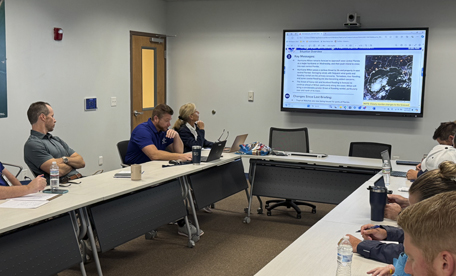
[267,211,272,216]
[257,208,263,214]
[297,214,302,219]
[243,217,251,224]
[145,230,157,240]
[311,209,316,214]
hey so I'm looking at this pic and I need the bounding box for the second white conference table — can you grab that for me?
[255,167,414,275]
[242,154,398,222]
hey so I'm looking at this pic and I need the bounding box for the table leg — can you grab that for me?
[69,210,87,276]
[179,176,200,244]
[244,162,257,224]
[80,207,103,276]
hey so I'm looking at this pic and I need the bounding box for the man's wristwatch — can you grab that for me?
[62,156,69,164]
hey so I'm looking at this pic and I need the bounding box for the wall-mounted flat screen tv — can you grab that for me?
[281,28,429,117]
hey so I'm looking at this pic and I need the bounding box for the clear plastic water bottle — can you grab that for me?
[382,160,391,186]
[50,161,59,191]
[336,235,353,276]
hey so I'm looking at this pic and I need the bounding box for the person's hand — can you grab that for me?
[367,264,395,276]
[180,152,192,161]
[360,224,387,241]
[387,194,409,208]
[416,162,422,171]
[345,234,361,253]
[28,175,47,193]
[406,169,418,180]
[196,121,205,130]
[166,129,179,139]
[384,203,402,221]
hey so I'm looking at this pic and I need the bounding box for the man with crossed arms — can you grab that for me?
[24,101,85,184]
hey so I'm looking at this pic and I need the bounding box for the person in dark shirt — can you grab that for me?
[125,104,192,164]
[125,104,199,237]
[173,103,213,153]
[173,103,215,213]
[347,161,456,266]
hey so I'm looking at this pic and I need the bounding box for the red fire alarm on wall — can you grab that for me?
[54,28,63,41]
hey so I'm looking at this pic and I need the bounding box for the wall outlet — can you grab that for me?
[111,97,117,107]
[98,156,103,166]
[248,91,254,102]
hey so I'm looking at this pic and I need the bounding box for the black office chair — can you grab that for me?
[0,163,23,186]
[117,140,131,167]
[265,127,316,218]
[349,142,392,159]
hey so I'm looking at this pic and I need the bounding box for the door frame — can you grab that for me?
[129,31,167,131]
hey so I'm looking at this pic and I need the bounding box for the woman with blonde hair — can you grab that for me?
[173,103,213,153]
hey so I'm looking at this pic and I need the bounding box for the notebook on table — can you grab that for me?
[223,134,248,153]
[381,150,407,177]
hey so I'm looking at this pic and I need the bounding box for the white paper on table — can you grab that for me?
[0,200,50,209]
[9,193,58,201]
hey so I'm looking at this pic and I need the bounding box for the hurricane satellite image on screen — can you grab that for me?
[363,55,413,101]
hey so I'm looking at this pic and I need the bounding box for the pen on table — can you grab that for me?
[356,225,380,233]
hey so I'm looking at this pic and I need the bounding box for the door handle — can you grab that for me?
[133,110,144,117]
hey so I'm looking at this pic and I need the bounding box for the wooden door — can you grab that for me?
[130,32,166,131]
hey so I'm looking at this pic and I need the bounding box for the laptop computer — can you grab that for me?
[202,140,227,162]
[173,140,228,165]
[380,149,407,177]
[224,134,248,153]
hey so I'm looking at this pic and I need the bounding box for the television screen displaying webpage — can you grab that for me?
[281,28,429,117]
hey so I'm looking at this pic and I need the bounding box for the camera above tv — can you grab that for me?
[281,28,429,117]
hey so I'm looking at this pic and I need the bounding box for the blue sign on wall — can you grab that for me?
[0,0,7,118]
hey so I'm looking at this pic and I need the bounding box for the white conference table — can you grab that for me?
[0,153,240,234]
[0,152,415,276]
[0,153,242,276]
[255,164,414,275]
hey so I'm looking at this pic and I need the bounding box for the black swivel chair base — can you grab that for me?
[265,199,316,219]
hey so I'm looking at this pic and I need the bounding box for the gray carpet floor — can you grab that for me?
[60,192,335,276]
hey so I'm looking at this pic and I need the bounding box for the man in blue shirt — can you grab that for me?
[125,104,199,237]
[125,104,192,164]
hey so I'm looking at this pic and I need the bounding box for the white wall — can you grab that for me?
[0,0,166,177]
[166,0,456,161]
[2,0,455,178]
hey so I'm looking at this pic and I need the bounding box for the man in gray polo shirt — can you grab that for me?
[24,101,85,183]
